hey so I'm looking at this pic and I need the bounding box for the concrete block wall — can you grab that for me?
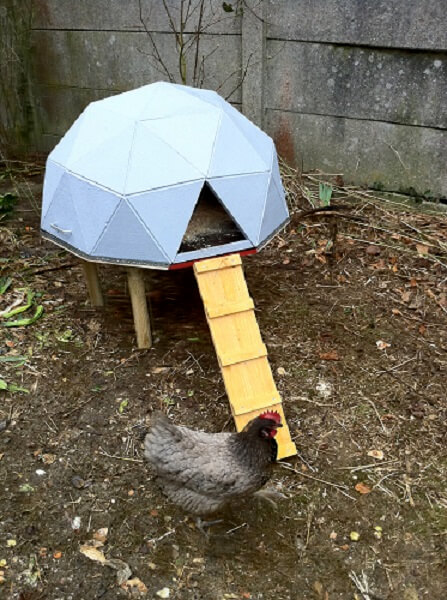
[30,0,243,152]
[262,0,447,199]
[10,1,447,197]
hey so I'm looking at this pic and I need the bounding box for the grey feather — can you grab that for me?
[144,412,278,516]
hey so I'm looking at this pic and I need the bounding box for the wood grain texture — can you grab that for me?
[194,254,296,459]
[82,260,104,307]
[127,267,152,349]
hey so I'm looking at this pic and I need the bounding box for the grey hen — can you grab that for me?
[144,410,282,517]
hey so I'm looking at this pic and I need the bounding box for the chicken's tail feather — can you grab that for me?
[144,411,185,466]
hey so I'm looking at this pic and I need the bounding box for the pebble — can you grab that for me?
[71,475,85,489]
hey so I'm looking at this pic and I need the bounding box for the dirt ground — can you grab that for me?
[0,168,446,600]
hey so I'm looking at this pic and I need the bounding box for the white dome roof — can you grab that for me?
[41,82,288,267]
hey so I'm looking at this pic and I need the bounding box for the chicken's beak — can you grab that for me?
[275,423,283,428]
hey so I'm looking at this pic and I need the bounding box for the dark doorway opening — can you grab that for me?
[178,182,246,253]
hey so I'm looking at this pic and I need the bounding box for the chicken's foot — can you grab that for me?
[253,488,287,508]
[195,517,223,536]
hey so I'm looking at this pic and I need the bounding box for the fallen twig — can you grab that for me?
[97,448,143,463]
[280,463,356,500]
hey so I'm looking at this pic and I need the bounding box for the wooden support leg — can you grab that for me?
[82,260,104,307]
[126,267,152,349]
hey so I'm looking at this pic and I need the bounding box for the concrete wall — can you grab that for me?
[262,0,447,199]
[9,1,447,197]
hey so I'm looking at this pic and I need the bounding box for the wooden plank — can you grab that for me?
[194,254,297,459]
[194,254,242,273]
[219,344,268,368]
[195,265,251,310]
[221,357,278,406]
[127,267,152,349]
[208,311,265,364]
[205,297,254,319]
[82,260,104,307]
[229,391,280,415]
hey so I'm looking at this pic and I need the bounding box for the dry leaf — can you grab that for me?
[276,367,287,376]
[314,581,324,595]
[53,551,62,559]
[366,245,381,256]
[401,291,411,303]
[418,324,427,336]
[319,351,339,361]
[376,340,391,350]
[392,308,402,316]
[382,413,397,421]
[409,277,418,288]
[282,257,290,265]
[370,259,386,270]
[355,482,371,495]
[42,453,56,465]
[93,528,108,543]
[367,449,384,460]
[79,545,106,564]
[416,243,429,256]
[151,367,170,374]
[122,577,148,594]
[329,531,338,540]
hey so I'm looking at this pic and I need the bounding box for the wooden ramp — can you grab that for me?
[193,254,297,459]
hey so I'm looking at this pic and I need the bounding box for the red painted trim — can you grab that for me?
[169,248,257,270]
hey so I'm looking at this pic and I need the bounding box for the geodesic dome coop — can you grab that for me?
[41,82,289,268]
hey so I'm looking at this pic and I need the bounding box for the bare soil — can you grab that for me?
[1,172,446,600]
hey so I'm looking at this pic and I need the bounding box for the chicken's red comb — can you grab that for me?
[259,410,281,424]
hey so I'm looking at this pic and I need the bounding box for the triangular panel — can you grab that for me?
[141,111,221,176]
[42,160,66,218]
[138,83,213,120]
[129,180,203,262]
[65,105,134,168]
[92,201,169,264]
[41,173,87,252]
[258,178,289,244]
[68,176,122,253]
[178,182,247,254]
[175,85,225,110]
[209,172,270,245]
[49,112,85,166]
[208,113,270,177]
[98,85,158,119]
[124,122,203,194]
[222,102,274,168]
[68,124,136,193]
